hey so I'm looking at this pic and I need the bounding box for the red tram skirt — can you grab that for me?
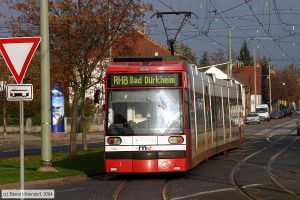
[106,158,187,173]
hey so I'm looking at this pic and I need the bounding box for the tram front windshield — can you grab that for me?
[107,89,183,136]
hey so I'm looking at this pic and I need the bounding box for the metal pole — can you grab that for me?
[20,100,24,194]
[269,61,272,112]
[253,39,257,111]
[40,0,52,169]
[228,28,232,78]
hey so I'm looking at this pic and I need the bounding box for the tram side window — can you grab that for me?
[224,97,230,126]
[204,87,211,132]
[234,97,239,126]
[216,97,222,127]
[229,98,233,125]
[195,91,205,134]
[185,89,191,129]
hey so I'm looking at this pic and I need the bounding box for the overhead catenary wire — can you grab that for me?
[245,0,299,67]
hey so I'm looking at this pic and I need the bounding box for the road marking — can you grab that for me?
[56,187,85,192]
[252,118,299,137]
[171,188,235,200]
[171,183,263,200]
[254,129,273,136]
[242,183,263,188]
[266,133,276,142]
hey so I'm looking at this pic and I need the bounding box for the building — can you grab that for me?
[235,64,262,112]
[232,73,251,114]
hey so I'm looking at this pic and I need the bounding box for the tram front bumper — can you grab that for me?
[105,158,187,173]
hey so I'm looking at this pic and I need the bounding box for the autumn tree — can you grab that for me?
[2,0,151,156]
[239,40,252,66]
[174,43,197,64]
[0,61,9,139]
[271,65,300,108]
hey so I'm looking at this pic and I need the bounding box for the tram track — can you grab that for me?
[230,122,300,200]
[229,136,280,200]
[108,175,172,200]
[112,180,127,200]
[161,179,170,200]
[266,136,300,199]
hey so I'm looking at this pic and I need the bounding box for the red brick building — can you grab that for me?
[234,64,262,112]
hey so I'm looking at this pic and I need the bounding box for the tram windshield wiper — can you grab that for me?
[163,114,182,135]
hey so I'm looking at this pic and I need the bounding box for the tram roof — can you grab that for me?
[107,57,188,73]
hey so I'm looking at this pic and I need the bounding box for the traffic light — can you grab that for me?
[94,89,100,104]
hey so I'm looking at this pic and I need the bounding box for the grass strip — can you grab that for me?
[0,148,104,185]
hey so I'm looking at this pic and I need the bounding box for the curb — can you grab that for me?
[0,174,99,190]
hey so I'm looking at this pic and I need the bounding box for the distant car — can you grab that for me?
[295,109,300,115]
[270,111,282,119]
[245,113,260,125]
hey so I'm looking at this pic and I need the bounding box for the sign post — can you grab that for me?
[0,37,41,192]
[20,95,24,192]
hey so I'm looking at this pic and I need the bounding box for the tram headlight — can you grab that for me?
[168,136,184,144]
[107,137,122,145]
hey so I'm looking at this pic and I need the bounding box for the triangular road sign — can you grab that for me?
[0,37,41,84]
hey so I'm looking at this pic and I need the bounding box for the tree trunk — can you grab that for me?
[70,92,80,157]
[82,123,88,151]
[3,89,6,139]
[81,96,88,151]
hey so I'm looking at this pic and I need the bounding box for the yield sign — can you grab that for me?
[0,37,41,84]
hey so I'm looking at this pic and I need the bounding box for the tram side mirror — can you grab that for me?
[94,89,100,104]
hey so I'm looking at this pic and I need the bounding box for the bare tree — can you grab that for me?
[209,48,226,64]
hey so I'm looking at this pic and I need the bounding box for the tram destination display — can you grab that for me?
[109,73,181,87]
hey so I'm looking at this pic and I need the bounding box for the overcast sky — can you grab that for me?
[142,0,300,68]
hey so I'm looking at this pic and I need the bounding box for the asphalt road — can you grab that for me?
[0,142,104,158]
[34,116,300,200]
[0,131,104,158]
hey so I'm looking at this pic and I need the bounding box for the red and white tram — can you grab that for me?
[104,57,243,173]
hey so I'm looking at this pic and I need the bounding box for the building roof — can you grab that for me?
[204,66,229,79]
[204,65,244,86]
[112,30,170,57]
